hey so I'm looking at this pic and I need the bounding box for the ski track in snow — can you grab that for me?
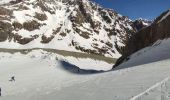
[130,77,170,100]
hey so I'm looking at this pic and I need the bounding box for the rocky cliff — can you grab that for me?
[115,10,170,66]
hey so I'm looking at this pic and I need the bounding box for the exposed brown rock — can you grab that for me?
[79,31,91,39]
[10,0,23,4]
[34,12,47,21]
[36,0,55,14]
[99,10,112,23]
[73,27,91,39]
[0,7,12,16]
[60,32,67,37]
[105,42,113,48]
[12,21,23,30]
[52,27,61,35]
[13,34,38,44]
[0,21,13,42]
[41,35,54,43]
[23,20,41,31]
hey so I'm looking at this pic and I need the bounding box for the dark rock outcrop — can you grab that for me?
[0,21,13,42]
[115,10,170,66]
[132,19,152,31]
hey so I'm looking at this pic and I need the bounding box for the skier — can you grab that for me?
[11,76,15,81]
[9,76,15,82]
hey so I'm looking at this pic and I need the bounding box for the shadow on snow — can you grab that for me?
[59,60,108,75]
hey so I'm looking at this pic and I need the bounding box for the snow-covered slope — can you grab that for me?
[114,38,170,100]
[130,77,170,100]
[0,0,135,58]
[0,48,170,100]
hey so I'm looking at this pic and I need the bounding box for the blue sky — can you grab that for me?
[92,0,170,20]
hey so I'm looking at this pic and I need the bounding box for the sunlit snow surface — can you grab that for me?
[0,38,170,100]
[0,0,11,4]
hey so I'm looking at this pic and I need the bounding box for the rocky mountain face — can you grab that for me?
[115,10,170,65]
[0,0,136,58]
[132,18,152,31]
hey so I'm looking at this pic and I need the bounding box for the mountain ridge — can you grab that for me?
[115,9,170,66]
[0,0,137,58]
